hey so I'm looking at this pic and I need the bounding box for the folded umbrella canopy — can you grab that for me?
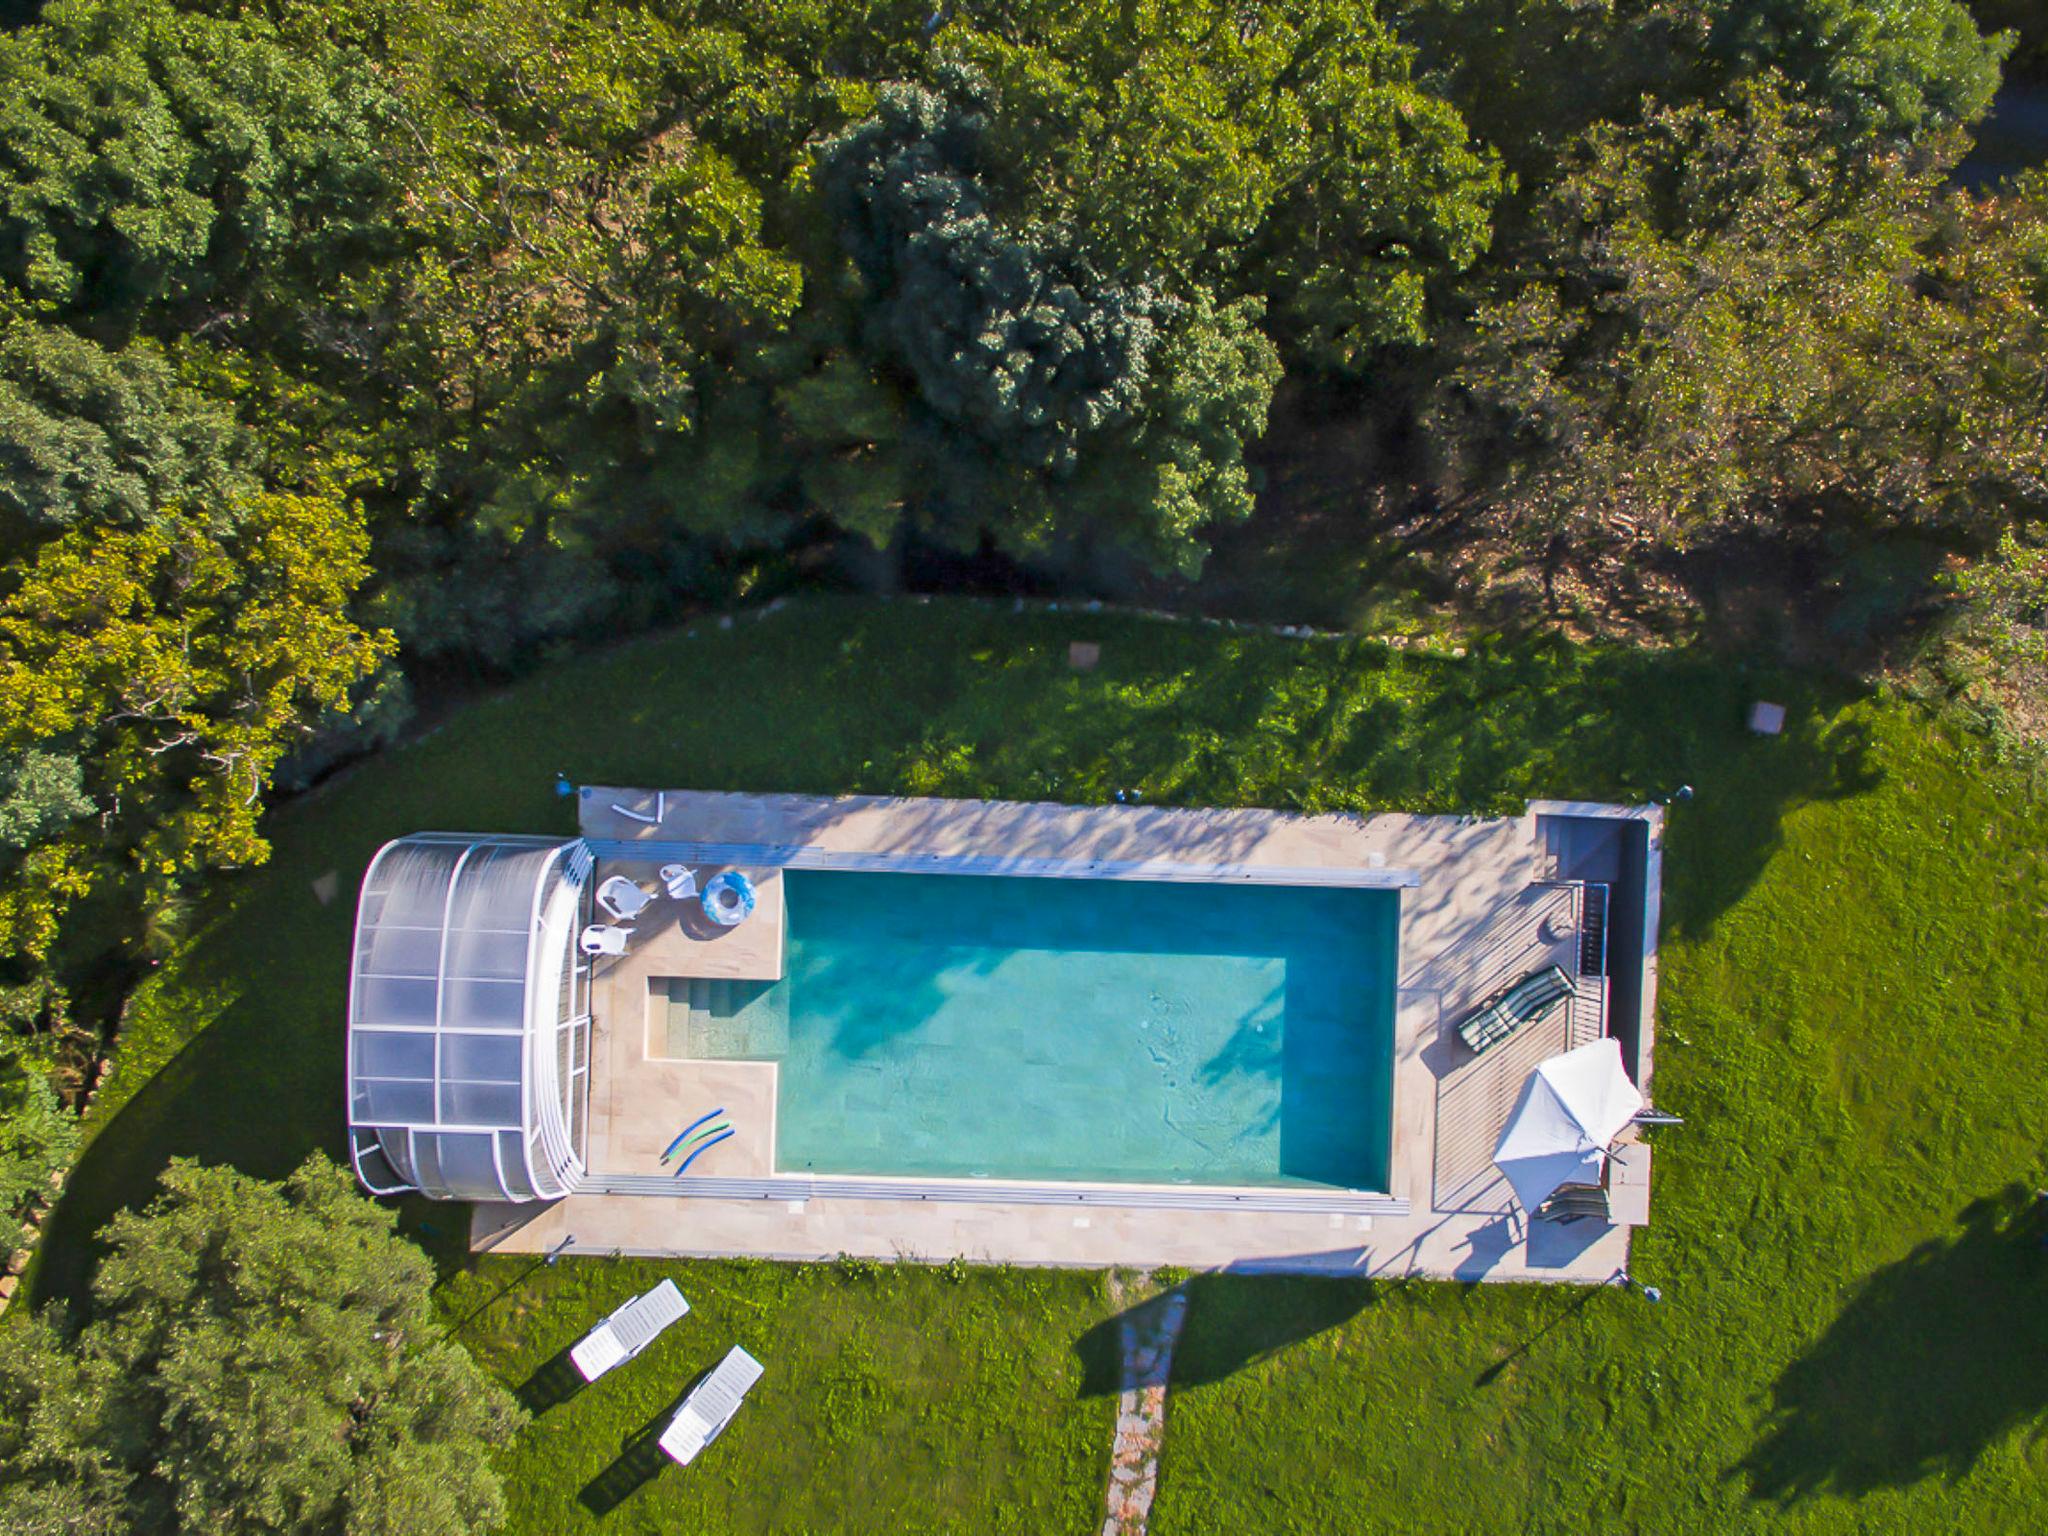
[1492,1036,1646,1211]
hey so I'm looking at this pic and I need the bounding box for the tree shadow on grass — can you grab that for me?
[1739,1184,2048,1504]
[27,916,346,1311]
[1075,1271,1374,1396]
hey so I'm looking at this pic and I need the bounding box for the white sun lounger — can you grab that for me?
[569,1279,690,1382]
[658,1346,765,1465]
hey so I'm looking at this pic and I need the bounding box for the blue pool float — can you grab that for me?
[659,1107,726,1165]
[674,1128,734,1175]
[701,869,757,927]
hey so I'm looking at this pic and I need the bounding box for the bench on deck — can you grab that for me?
[1456,963,1574,1056]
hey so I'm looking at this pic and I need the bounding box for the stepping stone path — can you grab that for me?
[1102,1279,1189,1536]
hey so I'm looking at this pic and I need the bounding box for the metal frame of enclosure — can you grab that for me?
[346,834,591,1202]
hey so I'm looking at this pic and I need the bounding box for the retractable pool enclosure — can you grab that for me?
[346,834,590,1202]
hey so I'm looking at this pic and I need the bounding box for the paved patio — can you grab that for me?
[476,789,1660,1283]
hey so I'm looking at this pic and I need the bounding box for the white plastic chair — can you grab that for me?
[658,1346,765,1464]
[597,875,653,921]
[570,1280,690,1382]
[660,863,697,900]
[580,923,631,957]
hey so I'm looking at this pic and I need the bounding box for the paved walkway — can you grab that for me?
[1103,1278,1189,1536]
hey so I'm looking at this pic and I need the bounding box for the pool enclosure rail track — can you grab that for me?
[578,1170,1410,1217]
[582,838,1420,889]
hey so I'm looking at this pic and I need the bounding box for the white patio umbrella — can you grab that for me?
[1492,1036,1645,1211]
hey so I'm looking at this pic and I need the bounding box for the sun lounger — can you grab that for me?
[1457,964,1574,1055]
[569,1279,690,1382]
[658,1346,765,1465]
[596,875,653,921]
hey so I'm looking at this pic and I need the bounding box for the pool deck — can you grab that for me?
[477,790,1662,1283]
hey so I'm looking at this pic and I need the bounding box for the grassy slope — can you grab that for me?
[26,595,2048,1531]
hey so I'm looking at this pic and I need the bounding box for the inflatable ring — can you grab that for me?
[701,869,757,927]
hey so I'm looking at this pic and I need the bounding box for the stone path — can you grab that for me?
[1102,1279,1189,1536]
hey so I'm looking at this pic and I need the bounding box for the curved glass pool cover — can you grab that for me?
[346,834,590,1202]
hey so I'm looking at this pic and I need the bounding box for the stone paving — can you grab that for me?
[1102,1277,1188,1536]
[474,788,1660,1281]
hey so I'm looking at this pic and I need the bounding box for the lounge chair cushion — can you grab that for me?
[1457,964,1574,1055]
[570,1328,630,1381]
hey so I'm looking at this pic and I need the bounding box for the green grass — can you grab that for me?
[1157,702,2048,1532]
[26,594,2048,1531]
[441,1255,1110,1531]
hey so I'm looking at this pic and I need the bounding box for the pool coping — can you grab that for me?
[577,1171,1410,1215]
[491,787,1657,1280]
[582,835,1420,888]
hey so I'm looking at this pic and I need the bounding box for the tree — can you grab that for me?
[308,0,808,662]
[0,490,394,956]
[0,0,393,331]
[1968,0,2047,81]
[1427,86,2048,568]
[816,73,1282,572]
[1706,0,2006,140]
[0,1032,76,1224]
[0,753,91,855]
[942,0,1503,368]
[0,306,254,550]
[1393,0,2003,176]
[0,1155,522,1535]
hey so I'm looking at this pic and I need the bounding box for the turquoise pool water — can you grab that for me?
[669,870,1398,1189]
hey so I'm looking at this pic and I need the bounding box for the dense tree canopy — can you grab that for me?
[0,309,253,546]
[0,490,391,955]
[940,0,1504,367]
[0,1156,522,1535]
[0,0,391,330]
[1431,86,2048,554]
[814,72,1282,570]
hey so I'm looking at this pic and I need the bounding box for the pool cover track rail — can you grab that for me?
[578,1170,1411,1217]
[582,838,1421,889]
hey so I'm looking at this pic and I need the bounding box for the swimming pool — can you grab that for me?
[666,869,1398,1190]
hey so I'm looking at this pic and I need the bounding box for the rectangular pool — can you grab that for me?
[666,869,1398,1190]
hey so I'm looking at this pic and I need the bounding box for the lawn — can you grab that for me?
[25,594,2048,1531]
[440,1253,1110,1532]
[1157,700,2048,1532]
